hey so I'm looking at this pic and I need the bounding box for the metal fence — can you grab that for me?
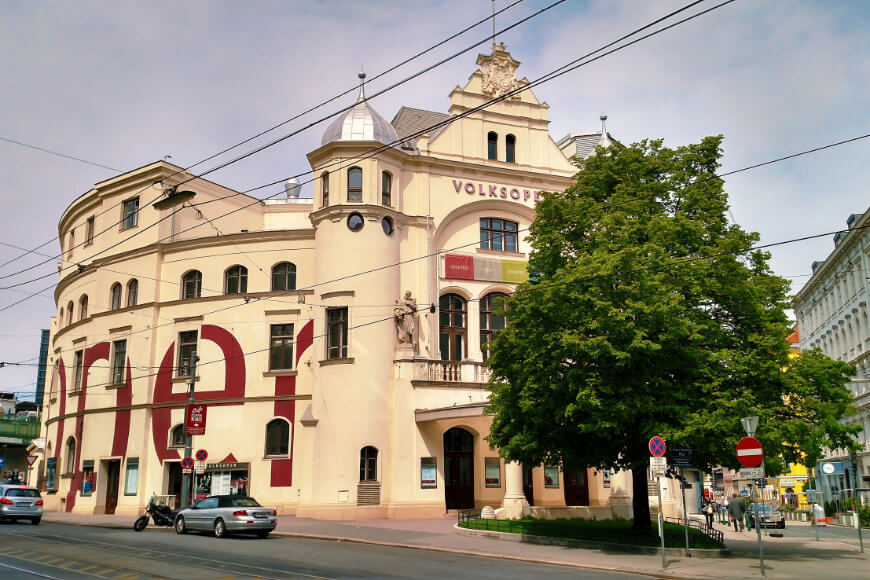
[664,516,724,544]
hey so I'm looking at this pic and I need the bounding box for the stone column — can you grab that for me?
[501,461,529,519]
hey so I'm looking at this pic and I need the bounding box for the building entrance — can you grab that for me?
[104,460,121,514]
[564,466,589,506]
[444,428,474,509]
[167,462,182,508]
[522,465,534,506]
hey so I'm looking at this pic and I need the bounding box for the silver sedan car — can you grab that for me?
[0,485,43,525]
[174,495,276,538]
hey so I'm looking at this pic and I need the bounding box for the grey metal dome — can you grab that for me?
[321,73,398,147]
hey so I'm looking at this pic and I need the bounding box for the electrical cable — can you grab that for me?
[0,0,531,271]
[0,0,709,296]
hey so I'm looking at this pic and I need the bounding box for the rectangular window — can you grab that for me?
[81,460,95,496]
[73,350,84,392]
[67,231,75,260]
[269,324,294,370]
[327,307,348,359]
[544,465,560,488]
[485,457,501,488]
[177,331,198,377]
[85,216,95,245]
[347,168,362,202]
[45,457,57,491]
[421,457,437,489]
[122,197,139,229]
[124,458,139,496]
[111,339,127,385]
[381,172,392,206]
[480,218,518,253]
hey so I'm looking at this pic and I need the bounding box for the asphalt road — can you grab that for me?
[0,521,644,579]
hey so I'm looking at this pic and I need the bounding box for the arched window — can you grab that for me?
[321,171,330,206]
[506,134,516,163]
[439,293,467,361]
[65,437,76,474]
[487,132,498,160]
[110,282,122,310]
[170,424,185,448]
[480,293,508,361]
[182,270,202,299]
[67,301,74,326]
[59,307,64,327]
[225,265,248,294]
[360,446,378,481]
[265,419,290,457]
[79,295,88,321]
[126,279,138,307]
[271,262,297,291]
[381,171,392,206]
[347,167,363,201]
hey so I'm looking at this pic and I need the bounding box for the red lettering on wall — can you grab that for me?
[151,325,247,464]
[464,183,475,195]
[453,180,463,192]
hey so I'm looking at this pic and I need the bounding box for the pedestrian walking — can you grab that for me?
[704,502,715,528]
[728,494,745,532]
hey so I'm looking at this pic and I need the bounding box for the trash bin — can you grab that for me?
[812,503,827,526]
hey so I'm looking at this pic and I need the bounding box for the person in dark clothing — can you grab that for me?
[728,494,746,532]
[704,502,715,528]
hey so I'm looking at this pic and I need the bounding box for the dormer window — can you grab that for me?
[506,134,516,163]
[487,132,498,160]
[348,167,362,202]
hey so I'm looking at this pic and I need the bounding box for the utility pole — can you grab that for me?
[179,354,197,509]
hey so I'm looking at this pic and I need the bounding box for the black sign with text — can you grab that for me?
[669,446,694,469]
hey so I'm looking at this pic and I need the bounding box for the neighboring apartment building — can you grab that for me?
[793,212,870,493]
[41,45,648,518]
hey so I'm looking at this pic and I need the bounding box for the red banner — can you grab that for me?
[444,254,474,280]
[185,404,207,436]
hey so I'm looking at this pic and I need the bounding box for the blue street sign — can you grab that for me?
[740,489,750,497]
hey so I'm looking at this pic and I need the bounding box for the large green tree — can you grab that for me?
[486,136,859,532]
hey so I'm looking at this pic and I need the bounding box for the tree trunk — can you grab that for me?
[632,466,653,533]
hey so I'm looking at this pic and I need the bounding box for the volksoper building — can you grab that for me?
[40,45,636,519]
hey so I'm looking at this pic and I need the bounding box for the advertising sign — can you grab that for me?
[185,404,207,436]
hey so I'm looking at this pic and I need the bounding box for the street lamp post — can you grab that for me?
[179,354,198,509]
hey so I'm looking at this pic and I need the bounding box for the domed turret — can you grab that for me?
[321,73,399,147]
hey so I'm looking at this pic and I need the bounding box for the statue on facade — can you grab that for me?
[394,290,418,347]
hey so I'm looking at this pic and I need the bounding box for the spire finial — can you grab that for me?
[357,69,366,102]
[491,0,496,49]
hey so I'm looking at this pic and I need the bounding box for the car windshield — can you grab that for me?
[753,504,772,514]
[5,489,40,498]
[232,497,260,507]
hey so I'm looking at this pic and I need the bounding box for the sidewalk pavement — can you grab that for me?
[41,511,869,579]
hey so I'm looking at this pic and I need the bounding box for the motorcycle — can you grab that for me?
[133,499,179,531]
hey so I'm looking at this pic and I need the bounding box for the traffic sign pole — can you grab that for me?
[681,468,690,558]
[740,418,765,577]
[180,354,198,509]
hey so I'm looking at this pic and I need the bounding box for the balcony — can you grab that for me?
[0,417,41,445]
[411,359,490,387]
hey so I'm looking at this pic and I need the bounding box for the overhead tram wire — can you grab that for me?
[10,122,869,366]
[0,1,531,271]
[12,219,870,385]
[0,0,702,293]
[173,0,570,186]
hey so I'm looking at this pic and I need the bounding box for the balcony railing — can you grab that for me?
[412,360,490,385]
[0,417,41,443]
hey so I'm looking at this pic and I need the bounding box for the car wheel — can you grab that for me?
[175,516,187,534]
[256,530,270,538]
[214,518,227,538]
[31,518,41,526]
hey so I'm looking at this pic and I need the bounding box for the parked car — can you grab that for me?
[174,495,276,538]
[746,502,785,530]
[0,485,43,524]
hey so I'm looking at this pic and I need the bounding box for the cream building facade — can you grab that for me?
[793,212,870,491]
[40,46,636,519]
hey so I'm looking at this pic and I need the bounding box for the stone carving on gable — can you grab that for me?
[478,43,522,100]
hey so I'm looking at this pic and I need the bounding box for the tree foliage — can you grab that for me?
[485,136,858,531]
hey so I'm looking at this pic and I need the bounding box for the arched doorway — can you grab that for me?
[564,465,589,506]
[444,428,474,509]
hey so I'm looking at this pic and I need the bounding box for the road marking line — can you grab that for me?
[80,565,102,572]
[94,568,117,576]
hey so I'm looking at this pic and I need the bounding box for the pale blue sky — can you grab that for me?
[1,1,868,398]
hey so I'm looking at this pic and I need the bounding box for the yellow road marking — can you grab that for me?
[117,573,140,579]
[80,565,102,572]
[94,568,117,576]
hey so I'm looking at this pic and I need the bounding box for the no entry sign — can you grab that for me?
[736,437,763,468]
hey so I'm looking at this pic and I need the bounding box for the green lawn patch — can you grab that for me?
[459,517,725,549]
